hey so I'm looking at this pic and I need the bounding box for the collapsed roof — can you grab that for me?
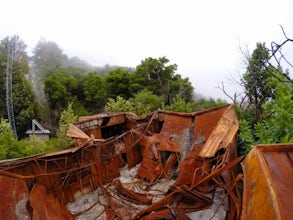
[0,104,243,219]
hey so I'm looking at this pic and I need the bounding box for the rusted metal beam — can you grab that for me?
[114,179,151,205]
[0,104,241,219]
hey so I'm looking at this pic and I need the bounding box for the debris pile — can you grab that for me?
[0,104,243,219]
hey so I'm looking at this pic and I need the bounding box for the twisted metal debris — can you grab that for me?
[0,105,244,219]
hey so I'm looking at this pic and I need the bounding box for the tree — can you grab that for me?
[105,96,135,113]
[44,68,85,129]
[29,39,68,106]
[44,68,79,110]
[105,90,163,116]
[241,43,273,126]
[103,68,132,99]
[0,118,51,159]
[131,89,163,115]
[13,63,40,138]
[0,119,13,159]
[31,39,67,81]
[239,72,293,154]
[133,57,175,103]
[267,26,293,83]
[82,71,105,112]
[238,119,256,155]
[164,97,194,112]
[0,36,39,139]
[133,57,194,105]
[169,74,194,103]
[132,89,163,110]
[256,73,293,143]
[56,103,77,149]
[65,56,92,70]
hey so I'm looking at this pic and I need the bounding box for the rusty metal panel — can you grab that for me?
[241,144,293,220]
[0,105,242,219]
[105,114,126,126]
[0,176,30,220]
[192,105,228,145]
[66,124,90,139]
[136,133,181,183]
[114,179,151,205]
[199,105,239,157]
[29,183,74,220]
[123,131,143,168]
[158,112,192,150]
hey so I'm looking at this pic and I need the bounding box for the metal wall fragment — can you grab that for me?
[0,176,30,220]
[0,105,242,220]
[241,144,293,220]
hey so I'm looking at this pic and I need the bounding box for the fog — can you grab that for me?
[1,0,293,100]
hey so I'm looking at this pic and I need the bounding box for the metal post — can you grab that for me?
[6,39,17,139]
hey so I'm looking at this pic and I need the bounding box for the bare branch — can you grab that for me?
[278,49,293,69]
[239,93,248,110]
[238,39,251,66]
[267,61,293,82]
[217,81,243,104]
[280,25,292,41]
[266,25,293,83]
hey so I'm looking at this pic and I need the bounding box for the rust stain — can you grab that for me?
[0,175,30,220]
[241,143,293,220]
[199,105,239,158]
[29,183,74,220]
[0,104,243,219]
[114,179,152,205]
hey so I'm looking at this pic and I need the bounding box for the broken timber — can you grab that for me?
[0,104,242,219]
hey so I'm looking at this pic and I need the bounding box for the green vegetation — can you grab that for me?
[55,103,78,149]
[0,36,40,139]
[0,103,78,159]
[238,43,293,155]
[0,35,292,159]
[0,118,51,159]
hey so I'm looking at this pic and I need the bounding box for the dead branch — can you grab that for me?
[216,81,244,104]
[267,25,293,83]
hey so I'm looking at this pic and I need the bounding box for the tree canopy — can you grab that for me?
[0,36,39,139]
[242,43,273,125]
[31,39,67,81]
[238,42,293,155]
[103,68,133,99]
[0,35,237,159]
[132,57,193,105]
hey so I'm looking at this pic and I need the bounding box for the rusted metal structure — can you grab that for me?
[0,104,242,219]
[241,143,293,220]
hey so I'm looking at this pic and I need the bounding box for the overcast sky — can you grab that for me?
[1,0,293,100]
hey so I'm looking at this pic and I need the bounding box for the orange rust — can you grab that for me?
[67,124,89,139]
[114,179,151,205]
[136,133,181,183]
[0,176,30,220]
[199,105,239,157]
[241,144,293,220]
[29,183,74,220]
[0,104,242,220]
